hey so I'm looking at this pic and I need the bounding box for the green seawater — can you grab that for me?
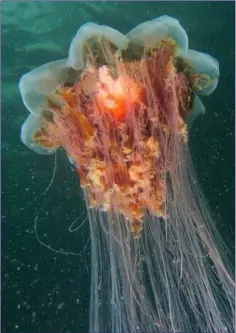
[2,1,234,332]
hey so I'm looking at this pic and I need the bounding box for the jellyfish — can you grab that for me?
[19,16,234,333]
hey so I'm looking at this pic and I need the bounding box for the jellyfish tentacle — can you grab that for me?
[18,16,234,333]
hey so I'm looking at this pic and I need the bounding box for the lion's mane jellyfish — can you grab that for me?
[19,16,234,333]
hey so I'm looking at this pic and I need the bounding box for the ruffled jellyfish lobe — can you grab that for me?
[67,22,129,70]
[126,15,188,54]
[186,94,205,130]
[19,59,69,116]
[21,113,58,155]
[184,49,219,95]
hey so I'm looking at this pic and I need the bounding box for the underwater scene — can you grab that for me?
[2,1,235,333]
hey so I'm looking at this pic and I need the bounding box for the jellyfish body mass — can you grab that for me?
[19,16,234,333]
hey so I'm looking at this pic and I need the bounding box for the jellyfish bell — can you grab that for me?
[20,113,58,155]
[67,22,129,70]
[126,15,189,54]
[19,16,234,333]
[183,49,219,95]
